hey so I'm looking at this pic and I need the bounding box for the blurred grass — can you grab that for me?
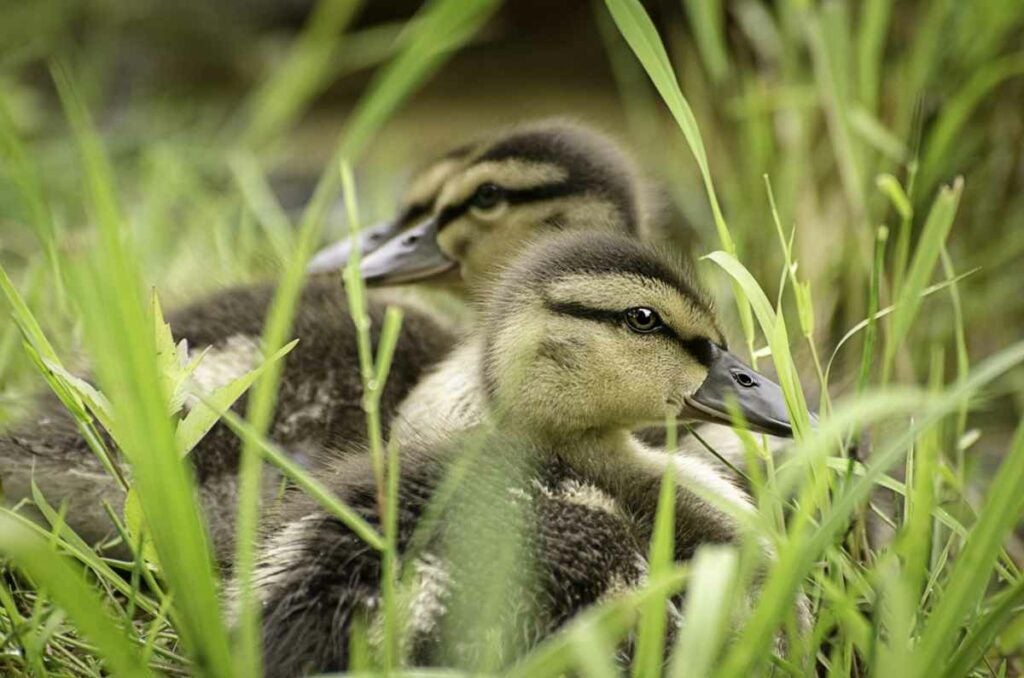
[0,0,1023,675]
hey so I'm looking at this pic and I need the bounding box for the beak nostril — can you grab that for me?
[734,372,756,388]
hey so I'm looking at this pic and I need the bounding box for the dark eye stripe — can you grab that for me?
[680,336,715,367]
[543,300,715,366]
[436,181,581,231]
[400,201,430,226]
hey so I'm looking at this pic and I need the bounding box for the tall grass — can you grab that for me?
[1,0,1023,675]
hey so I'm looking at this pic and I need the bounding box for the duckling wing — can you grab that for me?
[249,443,655,675]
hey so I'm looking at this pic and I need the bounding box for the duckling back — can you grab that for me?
[0,278,456,562]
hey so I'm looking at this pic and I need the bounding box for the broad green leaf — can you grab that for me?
[41,357,118,440]
[175,339,298,456]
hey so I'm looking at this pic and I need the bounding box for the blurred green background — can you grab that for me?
[2,0,1023,465]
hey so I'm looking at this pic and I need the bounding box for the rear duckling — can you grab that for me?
[248,232,797,676]
[341,117,687,287]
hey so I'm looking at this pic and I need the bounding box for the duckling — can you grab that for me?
[0,119,690,562]
[341,117,683,287]
[248,232,797,676]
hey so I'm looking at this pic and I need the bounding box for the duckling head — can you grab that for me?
[331,120,648,289]
[479,232,795,441]
[307,143,476,274]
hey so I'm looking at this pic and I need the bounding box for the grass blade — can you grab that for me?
[602,0,756,357]
[882,178,964,383]
[51,63,234,676]
[668,546,738,678]
[0,516,153,677]
[631,465,675,678]
[909,418,1024,677]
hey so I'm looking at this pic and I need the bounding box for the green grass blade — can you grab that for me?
[882,178,964,383]
[944,578,1024,676]
[230,153,296,262]
[0,264,61,364]
[602,0,755,356]
[681,0,730,84]
[0,91,62,291]
[668,546,738,678]
[717,340,1024,676]
[919,53,1024,194]
[631,464,675,678]
[505,568,689,678]
[909,418,1024,677]
[0,516,153,677]
[210,404,384,550]
[855,0,891,113]
[231,149,339,678]
[241,0,363,148]
[855,226,887,394]
[823,268,979,383]
[51,63,234,676]
[333,0,502,161]
[703,250,812,438]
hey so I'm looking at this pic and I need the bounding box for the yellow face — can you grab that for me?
[431,159,628,287]
[484,269,726,437]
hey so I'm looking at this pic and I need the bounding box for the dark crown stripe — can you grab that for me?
[543,300,621,325]
[475,128,639,230]
[542,252,710,313]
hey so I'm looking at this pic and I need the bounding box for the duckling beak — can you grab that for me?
[307,219,405,274]
[358,216,457,285]
[683,348,795,438]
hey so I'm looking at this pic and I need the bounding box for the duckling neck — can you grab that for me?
[389,336,488,447]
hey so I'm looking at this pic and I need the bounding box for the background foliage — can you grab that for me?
[0,0,1022,675]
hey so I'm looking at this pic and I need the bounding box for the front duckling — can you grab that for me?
[249,232,796,676]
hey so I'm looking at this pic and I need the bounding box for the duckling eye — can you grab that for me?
[471,182,504,210]
[624,307,662,333]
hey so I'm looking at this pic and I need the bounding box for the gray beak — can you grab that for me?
[307,218,406,274]
[358,216,457,285]
[683,347,796,438]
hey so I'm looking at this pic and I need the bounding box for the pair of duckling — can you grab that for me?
[240,124,798,674]
[2,120,802,672]
[2,119,712,560]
